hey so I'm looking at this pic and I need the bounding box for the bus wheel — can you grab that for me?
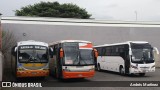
[139,73,145,76]
[97,64,101,71]
[55,68,58,78]
[119,66,124,75]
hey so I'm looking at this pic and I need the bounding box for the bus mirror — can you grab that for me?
[11,46,16,56]
[154,47,159,55]
[60,48,64,58]
[14,47,17,52]
[153,47,159,61]
[94,49,98,58]
[129,49,132,55]
[50,47,53,52]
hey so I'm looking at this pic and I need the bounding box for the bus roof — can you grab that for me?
[17,40,48,47]
[94,41,149,47]
[49,40,92,46]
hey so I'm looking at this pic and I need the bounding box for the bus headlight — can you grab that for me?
[17,68,24,71]
[151,65,155,68]
[64,69,70,72]
[89,66,95,71]
[92,66,95,69]
[43,68,49,70]
[64,67,70,72]
[131,65,138,69]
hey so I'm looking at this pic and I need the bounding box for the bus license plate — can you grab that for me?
[76,66,84,68]
[142,69,148,72]
[78,74,82,77]
[32,72,37,74]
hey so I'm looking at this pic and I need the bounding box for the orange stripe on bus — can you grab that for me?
[23,63,46,67]
[79,43,93,48]
[62,70,95,79]
[17,70,49,77]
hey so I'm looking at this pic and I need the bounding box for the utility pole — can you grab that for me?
[134,11,137,21]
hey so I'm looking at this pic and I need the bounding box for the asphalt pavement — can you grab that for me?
[1,68,160,90]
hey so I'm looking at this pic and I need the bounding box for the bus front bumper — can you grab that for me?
[130,67,155,74]
[62,70,95,79]
[17,70,49,77]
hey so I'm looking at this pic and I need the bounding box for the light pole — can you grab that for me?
[134,11,137,21]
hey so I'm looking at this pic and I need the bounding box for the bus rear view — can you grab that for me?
[49,40,98,79]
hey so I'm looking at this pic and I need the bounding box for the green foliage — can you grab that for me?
[15,1,91,19]
[2,31,6,38]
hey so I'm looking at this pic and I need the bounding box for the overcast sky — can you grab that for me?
[0,0,160,21]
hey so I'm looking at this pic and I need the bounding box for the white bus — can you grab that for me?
[11,40,52,78]
[94,41,158,76]
[49,40,98,79]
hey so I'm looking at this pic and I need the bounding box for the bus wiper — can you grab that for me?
[36,54,42,63]
[79,53,88,65]
[141,52,146,63]
[72,52,80,65]
[72,53,80,65]
[28,56,35,62]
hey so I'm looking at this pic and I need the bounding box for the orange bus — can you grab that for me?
[49,40,98,79]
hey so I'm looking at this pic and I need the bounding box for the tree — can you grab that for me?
[1,30,17,54]
[1,30,17,69]
[15,1,91,19]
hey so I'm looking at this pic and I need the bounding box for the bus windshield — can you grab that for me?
[79,49,94,65]
[63,45,79,65]
[18,45,48,63]
[63,42,94,65]
[131,43,154,63]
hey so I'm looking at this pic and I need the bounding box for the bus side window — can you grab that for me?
[102,48,106,56]
[98,47,102,56]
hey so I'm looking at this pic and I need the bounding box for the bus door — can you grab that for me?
[56,44,63,78]
[124,47,130,74]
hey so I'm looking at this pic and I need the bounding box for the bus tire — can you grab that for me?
[55,68,58,78]
[119,66,125,75]
[97,63,101,71]
[55,68,61,79]
[139,73,145,76]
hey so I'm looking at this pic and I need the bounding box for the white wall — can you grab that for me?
[1,17,160,67]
